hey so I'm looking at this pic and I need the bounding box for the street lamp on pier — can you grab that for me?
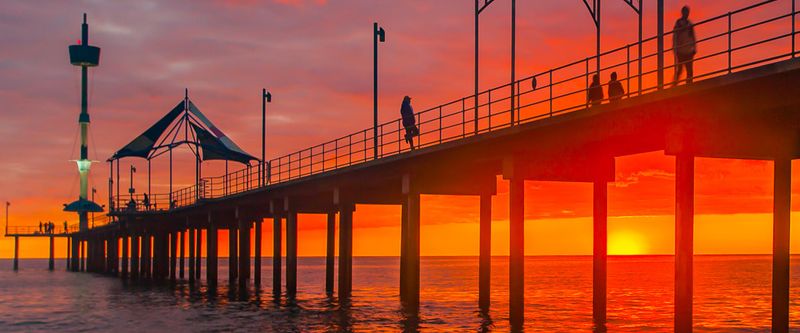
[373,22,386,160]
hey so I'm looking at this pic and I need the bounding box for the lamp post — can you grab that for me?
[373,22,386,160]
[262,88,272,186]
[129,165,136,203]
[475,0,517,128]
[5,201,9,236]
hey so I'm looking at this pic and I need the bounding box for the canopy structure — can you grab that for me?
[107,91,258,212]
[111,93,257,164]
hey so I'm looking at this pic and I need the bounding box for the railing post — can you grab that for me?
[462,98,466,138]
[728,12,732,73]
[793,0,796,57]
[488,90,492,130]
[627,44,631,97]
[438,106,443,143]
[548,71,553,116]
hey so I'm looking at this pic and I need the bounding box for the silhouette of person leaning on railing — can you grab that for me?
[142,193,151,211]
[608,72,624,102]
[588,74,603,107]
[400,96,419,150]
[673,5,697,87]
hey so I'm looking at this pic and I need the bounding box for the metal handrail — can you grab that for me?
[112,0,796,214]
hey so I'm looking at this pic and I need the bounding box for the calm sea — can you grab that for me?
[0,255,798,332]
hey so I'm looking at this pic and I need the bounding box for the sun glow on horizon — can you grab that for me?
[609,230,648,255]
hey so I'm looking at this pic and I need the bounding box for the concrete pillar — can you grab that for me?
[188,228,196,282]
[122,235,129,279]
[207,224,218,286]
[80,240,85,272]
[675,154,694,333]
[49,236,55,271]
[195,228,202,280]
[131,235,140,279]
[479,193,492,310]
[179,229,185,279]
[400,198,408,299]
[326,212,336,294]
[13,236,19,271]
[286,212,298,298]
[66,237,71,271]
[509,177,524,330]
[772,158,791,333]
[338,204,354,300]
[238,219,251,286]
[273,216,282,296]
[255,219,262,287]
[404,192,421,309]
[593,181,608,327]
[229,224,238,283]
[141,234,150,278]
[170,231,178,281]
[152,234,161,279]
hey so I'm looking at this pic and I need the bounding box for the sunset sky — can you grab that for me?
[2,0,800,258]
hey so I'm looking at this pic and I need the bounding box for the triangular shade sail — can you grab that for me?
[110,98,257,164]
[112,101,185,159]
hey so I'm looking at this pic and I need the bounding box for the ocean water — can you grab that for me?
[0,255,799,332]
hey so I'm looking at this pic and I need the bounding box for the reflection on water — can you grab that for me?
[0,255,798,332]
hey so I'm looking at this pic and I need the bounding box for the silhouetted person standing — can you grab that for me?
[673,5,696,86]
[608,72,624,102]
[588,74,603,106]
[143,193,150,210]
[400,96,418,150]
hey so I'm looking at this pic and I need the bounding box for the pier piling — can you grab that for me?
[229,224,238,283]
[286,212,298,298]
[49,235,55,271]
[338,204,354,300]
[675,155,694,333]
[479,193,491,310]
[13,236,19,271]
[772,158,791,333]
[207,223,218,285]
[238,218,251,286]
[509,177,524,330]
[326,212,336,294]
[188,228,195,282]
[254,219,262,287]
[273,215,282,296]
[593,181,608,327]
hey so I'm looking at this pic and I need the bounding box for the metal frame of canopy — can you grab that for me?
[107,89,257,213]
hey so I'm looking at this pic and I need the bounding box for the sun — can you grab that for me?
[608,230,648,255]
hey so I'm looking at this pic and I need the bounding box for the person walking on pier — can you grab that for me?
[400,96,419,150]
[64,221,68,233]
[588,74,603,107]
[673,5,697,87]
[608,72,624,102]
[39,221,43,234]
[143,193,151,211]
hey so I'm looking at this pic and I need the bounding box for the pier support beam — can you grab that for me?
[338,203,354,300]
[401,182,421,309]
[189,228,195,282]
[479,193,492,310]
[13,236,19,271]
[170,231,178,281]
[273,216,282,296]
[195,228,202,280]
[254,219,262,287]
[229,224,238,284]
[122,235,129,279]
[400,198,408,299]
[239,218,251,286]
[286,211,298,298]
[509,177,525,330]
[49,236,55,271]
[593,181,608,328]
[207,223,218,286]
[131,235,139,279]
[675,154,694,333]
[772,158,791,333]
[80,240,85,272]
[141,234,151,278]
[179,229,185,279]
[326,212,336,294]
[66,237,71,271]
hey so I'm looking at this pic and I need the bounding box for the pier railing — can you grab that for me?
[112,0,798,214]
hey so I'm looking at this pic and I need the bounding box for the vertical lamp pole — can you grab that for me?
[476,0,497,132]
[657,0,665,89]
[262,89,272,187]
[510,0,516,126]
[5,202,9,236]
[129,165,136,203]
[373,22,386,160]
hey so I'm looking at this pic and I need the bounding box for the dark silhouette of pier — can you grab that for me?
[7,1,800,332]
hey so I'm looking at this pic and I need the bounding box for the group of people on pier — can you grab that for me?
[37,221,65,234]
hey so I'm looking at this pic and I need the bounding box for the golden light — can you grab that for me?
[608,230,648,255]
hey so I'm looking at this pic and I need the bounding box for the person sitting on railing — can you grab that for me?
[143,193,151,211]
[588,74,603,107]
[608,72,624,102]
[400,96,419,150]
[673,5,696,87]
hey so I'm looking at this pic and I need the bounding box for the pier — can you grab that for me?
[7,1,800,331]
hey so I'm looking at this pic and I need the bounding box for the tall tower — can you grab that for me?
[64,14,103,232]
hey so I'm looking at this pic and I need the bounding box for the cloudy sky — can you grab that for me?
[1,0,798,257]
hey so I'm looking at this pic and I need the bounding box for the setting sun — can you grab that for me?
[609,230,648,255]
